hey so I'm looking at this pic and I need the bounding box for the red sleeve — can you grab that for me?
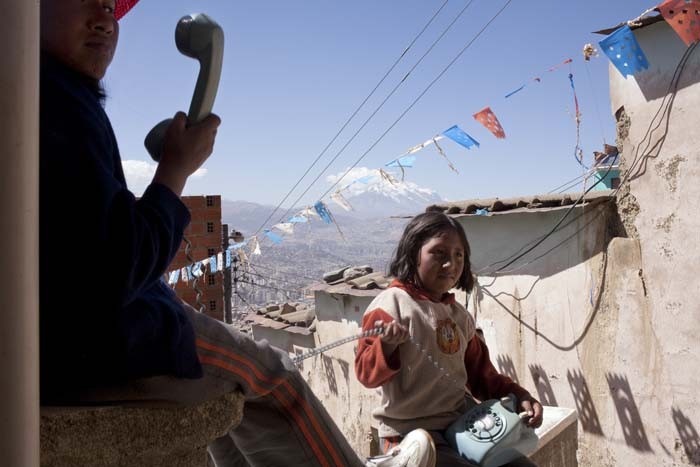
[354,308,401,388]
[464,335,530,402]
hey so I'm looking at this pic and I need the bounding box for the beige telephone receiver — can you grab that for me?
[145,13,224,161]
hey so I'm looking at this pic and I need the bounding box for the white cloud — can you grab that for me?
[122,160,207,196]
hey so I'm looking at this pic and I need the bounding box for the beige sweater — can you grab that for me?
[355,281,529,438]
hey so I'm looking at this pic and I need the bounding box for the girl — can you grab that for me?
[355,212,543,466]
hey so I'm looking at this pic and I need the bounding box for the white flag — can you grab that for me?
[330,191,353,211]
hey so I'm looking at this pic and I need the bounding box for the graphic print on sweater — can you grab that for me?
[436,318,460,354]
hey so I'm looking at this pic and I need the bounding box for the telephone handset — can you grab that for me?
[445,394,538,467]
[145,13,224,161]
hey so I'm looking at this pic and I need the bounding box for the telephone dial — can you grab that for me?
[145,13,224,161]
[445,394,538,467]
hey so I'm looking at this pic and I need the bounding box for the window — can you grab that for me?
[208,248,216,257]
[207,274,216,286]
[206,196,215,207]
[207,222,214,233]
[209,300,217,311]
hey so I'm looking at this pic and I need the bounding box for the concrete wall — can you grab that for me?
[301,291,382,458]
[609,19,700,467]
[462,20,700,467]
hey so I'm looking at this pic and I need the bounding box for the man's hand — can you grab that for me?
[519,394,543,428]
[374,320,410,346]
[153,111,221,196]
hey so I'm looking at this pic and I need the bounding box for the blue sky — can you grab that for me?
[108,0,655,206]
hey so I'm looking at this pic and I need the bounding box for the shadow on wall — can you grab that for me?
[606,373,653,452]
[567,369,604,436]
[322,354,339,396]
[529,364,558,407]
[634,24,700,103]
[672,407,700,465]
[496,354,519,385]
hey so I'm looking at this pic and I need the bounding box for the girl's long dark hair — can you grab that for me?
[389,212,475,293]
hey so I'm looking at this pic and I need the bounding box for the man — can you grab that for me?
[39,1,435,466]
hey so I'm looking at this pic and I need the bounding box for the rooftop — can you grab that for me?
[423,190,613,218]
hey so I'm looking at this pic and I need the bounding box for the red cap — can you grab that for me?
[115,0,139,20]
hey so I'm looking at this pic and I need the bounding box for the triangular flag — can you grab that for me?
[314,201,333,224]
[658,0,700,46]
[473,107,506,139]
[385,155,417,168]
[264,229,283,244]
[273,222,295,234]
[238,249,249,266]
[599,25,649,77]
[209,255,218,273]
[330,191,354,211]
[302,206,320,219]
[250,236,262,256]
[192,262,204,278]
[379,169,399,186]
[432,138,459,174]
[168,269,180,285]
[287,215,308,224]
[225,250,232,267]
[442,125,479,149]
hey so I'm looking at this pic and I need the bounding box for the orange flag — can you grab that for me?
[473,107,506,139]
[659,0,700,46]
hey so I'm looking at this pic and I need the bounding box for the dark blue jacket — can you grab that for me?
[40,56,203,402]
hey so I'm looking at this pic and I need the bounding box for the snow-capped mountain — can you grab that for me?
[324,167,445,218]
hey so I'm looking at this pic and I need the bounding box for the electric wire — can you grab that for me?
[478,42,699,276]
[251,0,451,237]
[274,0,513,225]
[477,163,614,275]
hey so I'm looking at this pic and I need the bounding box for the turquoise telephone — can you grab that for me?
[445,394,538,467]
[145,13,224,161]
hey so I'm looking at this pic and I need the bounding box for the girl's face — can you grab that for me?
[41,0,119,80]
[416,229,465,300]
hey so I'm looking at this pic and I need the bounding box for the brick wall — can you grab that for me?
[169,195,226,322]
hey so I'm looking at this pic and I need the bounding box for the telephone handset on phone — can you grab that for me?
[145,13,224,161]
[445,394,538,467]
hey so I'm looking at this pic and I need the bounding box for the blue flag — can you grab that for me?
[288,215,308,223]
[225,249,232,267]
[209,255,217,273]
[314,201,333,224]
[264,229,283,244]
[442,125,479,150]
[599,25,649,77]
[385,155,417,168]
[168,269,180,285]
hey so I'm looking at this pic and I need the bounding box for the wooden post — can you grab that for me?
[0,1,40,466]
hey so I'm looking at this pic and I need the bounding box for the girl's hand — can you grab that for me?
[374,320,410,346]
[154,111,221,196]
[519,394,543,428]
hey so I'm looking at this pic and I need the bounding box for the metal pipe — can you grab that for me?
[0,1,40,466]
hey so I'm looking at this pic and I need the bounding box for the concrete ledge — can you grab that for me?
[40,391,244,467]
[530,406,578,467]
